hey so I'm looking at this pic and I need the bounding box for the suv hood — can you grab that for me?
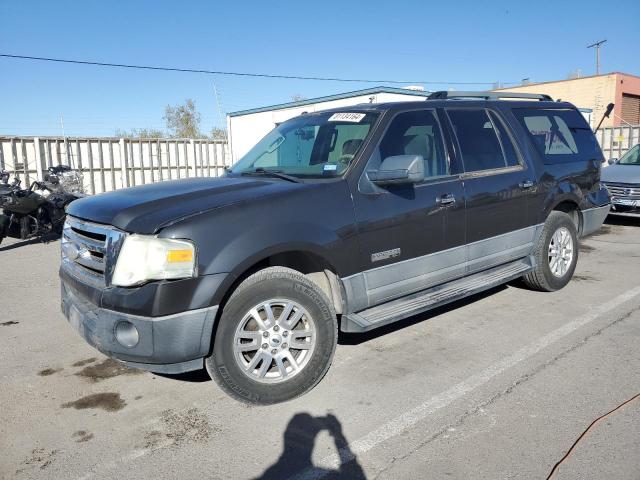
[602,164,640,184]
[67,177,302,234]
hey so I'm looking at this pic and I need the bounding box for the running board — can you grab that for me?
[341,257,534,333]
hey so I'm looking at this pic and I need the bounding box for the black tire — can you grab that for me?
[206,267,337,405]
[522,211,579,292]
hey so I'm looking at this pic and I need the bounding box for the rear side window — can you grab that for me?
[514,108,602,163]
[447,109,516,172]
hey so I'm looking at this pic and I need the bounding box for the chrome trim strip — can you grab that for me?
[63,228,106,254]
[73,253,105,273]
[61,257,105,289]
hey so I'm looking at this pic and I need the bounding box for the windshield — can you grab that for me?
[618,145,640,165]
[229,111,379,178]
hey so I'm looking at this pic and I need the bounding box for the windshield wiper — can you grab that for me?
[240,168,301,183]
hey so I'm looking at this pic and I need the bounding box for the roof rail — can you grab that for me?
[426,91,553,101]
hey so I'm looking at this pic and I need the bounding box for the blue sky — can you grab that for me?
[1,0,639,137]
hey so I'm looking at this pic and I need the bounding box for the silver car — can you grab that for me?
[602,144,640,216]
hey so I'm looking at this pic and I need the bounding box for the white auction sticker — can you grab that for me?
[328,112,366,123]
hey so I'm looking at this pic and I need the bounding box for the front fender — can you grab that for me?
[157,181,359,308]
[215,220,342,272]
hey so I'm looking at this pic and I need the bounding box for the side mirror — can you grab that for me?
[368,155,425,185]
[608,158,618,165]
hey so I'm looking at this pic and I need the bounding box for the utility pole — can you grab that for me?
[587,39,607,75]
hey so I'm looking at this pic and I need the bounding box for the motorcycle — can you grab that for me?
[0,165,85,245]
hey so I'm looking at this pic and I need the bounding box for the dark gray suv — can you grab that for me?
[60,91,610,404]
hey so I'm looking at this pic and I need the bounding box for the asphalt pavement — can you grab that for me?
[1,215,639,480]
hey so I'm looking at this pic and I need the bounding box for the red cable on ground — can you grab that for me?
[546,392,640,479]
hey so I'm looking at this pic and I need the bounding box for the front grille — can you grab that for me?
[603,182,640,199]
[62,216,126,287]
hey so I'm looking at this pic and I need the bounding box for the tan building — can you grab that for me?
[495,72,640,127]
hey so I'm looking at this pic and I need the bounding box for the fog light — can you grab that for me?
[115,321,139,348]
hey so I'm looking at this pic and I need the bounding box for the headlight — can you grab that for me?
[111,235,196,287]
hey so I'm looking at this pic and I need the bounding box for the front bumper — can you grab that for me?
[610,200,640,216]
[581,204,611,236]
[61,280,218,374]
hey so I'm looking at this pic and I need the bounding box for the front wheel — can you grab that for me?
[206,267,338,405]
[522,211,579,292]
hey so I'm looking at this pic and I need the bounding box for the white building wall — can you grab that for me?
[228,92,428,161]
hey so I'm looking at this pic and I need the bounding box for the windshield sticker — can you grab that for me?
[323,164,338,171]
[328,112,366,123]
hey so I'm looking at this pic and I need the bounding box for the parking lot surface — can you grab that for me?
[1,216,639,480]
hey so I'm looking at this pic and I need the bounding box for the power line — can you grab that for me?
[0,53,514,86]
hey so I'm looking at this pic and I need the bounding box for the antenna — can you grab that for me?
[587,39,607,75]
[212,81,228,143]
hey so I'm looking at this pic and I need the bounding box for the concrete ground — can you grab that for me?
[1,215,639,480]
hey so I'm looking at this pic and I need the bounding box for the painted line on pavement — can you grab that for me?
[290,285,640,480]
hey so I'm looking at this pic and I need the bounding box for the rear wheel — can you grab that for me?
[206,267,337,405]
[522,211,578,292]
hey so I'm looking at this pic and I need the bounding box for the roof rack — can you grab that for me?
[426,91,553,101]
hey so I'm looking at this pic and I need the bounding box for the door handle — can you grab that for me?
[519,180,535,189]
[436,194,456,206]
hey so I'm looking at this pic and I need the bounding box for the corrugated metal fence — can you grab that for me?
[596,125,640,161]
[0,136,230,194]
[1,127,638,192]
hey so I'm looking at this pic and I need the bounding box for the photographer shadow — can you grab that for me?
[254,412,366,480]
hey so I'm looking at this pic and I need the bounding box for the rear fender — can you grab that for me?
[540,182,583,220]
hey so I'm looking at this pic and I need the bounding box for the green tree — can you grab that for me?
[164,99,202,138]
[114,128,165,138]
[210,127,227,141]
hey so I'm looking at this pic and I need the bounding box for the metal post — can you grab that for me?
[0,137,5,171]
[176,142,182,179]
[183,141,189,178]
[64,137,70,167]
[108,141,116,191]
[119,138,129,188]
[97,140,105,194]
[160,140,166,181]
[75,139,82,172]
[55,139,61,166]
[148,140,155,183]
[44,139,51,168]
[190,139,198,177]
[205,141,211,177]
[10,138,17,177]
[138,141,145,185]
[33,137,44,182]
[86,140,95,194]
[20,138,29,187]
[212,141,218,177]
